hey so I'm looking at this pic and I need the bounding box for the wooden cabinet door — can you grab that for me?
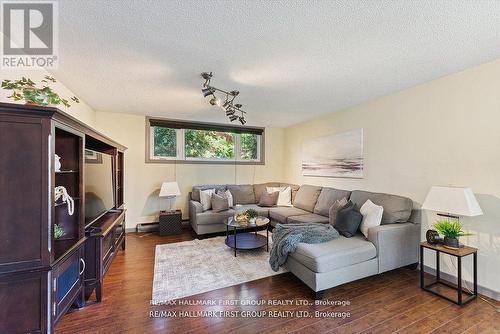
[51,243,85,325]
[0,114,51,274]
[0,270,49,334]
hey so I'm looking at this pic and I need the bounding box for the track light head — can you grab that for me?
[201,72,213,80]
[230,90,239,96]
[202,87,215,97]
[239,117,246,125]
[226,109,235,116]
[234,103,242,109]
[229,115,238,122]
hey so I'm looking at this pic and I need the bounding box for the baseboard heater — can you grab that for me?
[133,220,190,233]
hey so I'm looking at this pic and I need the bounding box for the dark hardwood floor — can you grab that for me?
[56,229,500,334]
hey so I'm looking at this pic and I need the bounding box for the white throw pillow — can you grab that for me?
[359,199,384,238]
[266,186,292,207]
[225,190,234,207]
[200,189,215,211]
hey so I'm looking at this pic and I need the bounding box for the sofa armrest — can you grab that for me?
[189,200,203,214]
[189,200,203,232]
[367,222,421,273]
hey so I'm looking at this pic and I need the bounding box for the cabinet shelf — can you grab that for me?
[54,198,80,207]
[55,170,79,174]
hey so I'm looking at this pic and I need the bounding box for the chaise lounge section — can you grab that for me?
[188,182,421,297]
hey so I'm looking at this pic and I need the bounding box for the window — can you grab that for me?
[147,117,264,164]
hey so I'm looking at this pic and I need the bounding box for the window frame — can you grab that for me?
[145,116,265,165]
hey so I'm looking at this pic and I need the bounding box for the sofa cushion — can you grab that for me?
[359,199,383,238]
[293,185,322,212]
[349,190,413,225]
[329,198,349,226]
[196,209,235,225]
[258,191,279,207]
[280,183,300,202]
[236,204,270,218]
[313,187,352,216]
[269,207,310,224]
[211,193,229,213]
[334,202,363,238]
[287,213,330,224]
[290,234,376,273]
[254,182,280,202]
[227,184,256,205]
[267,186,292,207]
[192,184,226,202]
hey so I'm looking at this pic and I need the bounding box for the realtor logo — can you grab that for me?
[1,0,58,69]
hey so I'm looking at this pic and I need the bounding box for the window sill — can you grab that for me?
[145,158,264,165]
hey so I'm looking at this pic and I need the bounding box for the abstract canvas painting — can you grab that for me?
[302,128,363,178]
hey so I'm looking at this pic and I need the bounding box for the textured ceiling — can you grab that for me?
[53,0,500,127]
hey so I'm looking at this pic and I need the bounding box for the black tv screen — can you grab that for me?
[84,149,114,225]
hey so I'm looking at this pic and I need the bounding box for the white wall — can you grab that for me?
[94,111,286,229]
[0,69,96,126]
[284,58,500,295]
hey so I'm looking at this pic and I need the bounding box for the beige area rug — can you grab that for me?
[152,233,286,301]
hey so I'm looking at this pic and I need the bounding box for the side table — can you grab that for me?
[420,241,477,305]
[159,210,182,236]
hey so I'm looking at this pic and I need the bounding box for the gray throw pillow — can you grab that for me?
[333,201,363,238]
[258,191,279,207]
[329,197,348,225]
[211,193,229,213]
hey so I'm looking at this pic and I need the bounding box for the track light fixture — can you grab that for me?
[201,72,248,124]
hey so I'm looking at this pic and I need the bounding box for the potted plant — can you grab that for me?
[433,219,472,249]
[54,224,65,240]
[1,76,80,107]
[246,209,258,224]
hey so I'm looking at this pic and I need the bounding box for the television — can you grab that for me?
[84,149,115,226]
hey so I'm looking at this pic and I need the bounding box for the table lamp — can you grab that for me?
[421,186,482,248]
[159,181,181,213]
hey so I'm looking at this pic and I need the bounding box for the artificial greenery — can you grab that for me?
[433,219,472,239]
[246,209,258,220]
[54,224,65,240]
[1,76,80,107]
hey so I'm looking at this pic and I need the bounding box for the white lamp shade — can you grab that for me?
[159,182,181,198]
[421,186,483,217]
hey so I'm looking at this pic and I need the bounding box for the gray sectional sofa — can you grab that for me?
[188,182,421,298]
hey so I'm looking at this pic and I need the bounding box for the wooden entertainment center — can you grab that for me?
[0,103,126,333]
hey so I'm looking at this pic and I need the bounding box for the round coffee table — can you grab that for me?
[225,216,270,257]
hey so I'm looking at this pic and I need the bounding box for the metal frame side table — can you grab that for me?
[420,241,477,305]
[225,217,270,257]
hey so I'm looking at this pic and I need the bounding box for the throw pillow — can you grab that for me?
[200,189,215,211]
[359,199,384,238]
[334,202,363,237]
[217,189,234,208]
[211,193,229,213]
[266,186,292,207]
[328,197,349,226]
[258,191,279,207]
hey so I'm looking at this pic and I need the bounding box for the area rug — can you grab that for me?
[152,233,286,301]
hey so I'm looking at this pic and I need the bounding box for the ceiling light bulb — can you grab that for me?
[209,96,221,106]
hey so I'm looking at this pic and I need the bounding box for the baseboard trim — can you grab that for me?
[423,265,499,301]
